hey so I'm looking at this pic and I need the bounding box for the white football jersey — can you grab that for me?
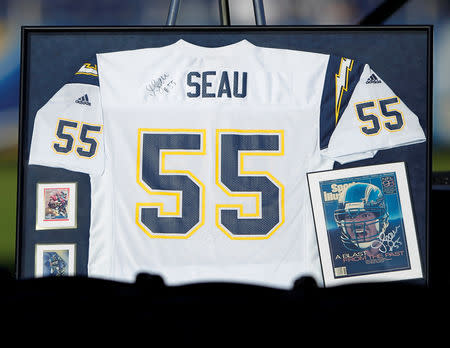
[29,39,426,288]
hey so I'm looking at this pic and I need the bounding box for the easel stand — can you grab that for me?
[166,0,266,26]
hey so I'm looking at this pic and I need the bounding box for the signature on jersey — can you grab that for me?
[146,73,176,97]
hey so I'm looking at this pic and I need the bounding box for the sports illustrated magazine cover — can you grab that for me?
[322,173,409,276]
[308,163,423,287]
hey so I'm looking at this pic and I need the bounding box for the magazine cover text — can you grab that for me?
[319,172,411,279]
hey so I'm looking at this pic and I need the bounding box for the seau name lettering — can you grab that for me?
[187,71,248,98]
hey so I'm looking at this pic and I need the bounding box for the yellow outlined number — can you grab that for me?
[135,129,285,240]
[356,97,404,136]
[378,97,404,131]
[52,118,102,158]
[215,129,285,240]
[135,129,206,239]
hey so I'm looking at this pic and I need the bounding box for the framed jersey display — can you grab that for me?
[16,26,432,289]
[307,162,423,287]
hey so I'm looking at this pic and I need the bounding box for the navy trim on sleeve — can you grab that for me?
[69,55,99,86]
[319,55,365,150]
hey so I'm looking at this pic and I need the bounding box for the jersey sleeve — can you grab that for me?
[319,55,426,164]
[28,57,104,176]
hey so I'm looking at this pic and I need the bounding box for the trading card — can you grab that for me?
[36,182,77,230]
[35,244,76,277]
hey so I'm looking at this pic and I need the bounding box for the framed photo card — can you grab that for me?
[307,162,423,287]
[36,182,77,230]
[35,243,76,277]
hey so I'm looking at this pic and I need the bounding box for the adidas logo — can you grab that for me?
[366,73,382,84]
[75,94,91,106]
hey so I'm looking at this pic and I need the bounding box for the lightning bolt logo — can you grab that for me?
[335,58,354,125]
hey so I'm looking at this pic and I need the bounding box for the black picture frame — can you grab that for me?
[17,26,432,287]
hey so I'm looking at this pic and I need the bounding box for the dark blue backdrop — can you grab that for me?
[17,27,431,283]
